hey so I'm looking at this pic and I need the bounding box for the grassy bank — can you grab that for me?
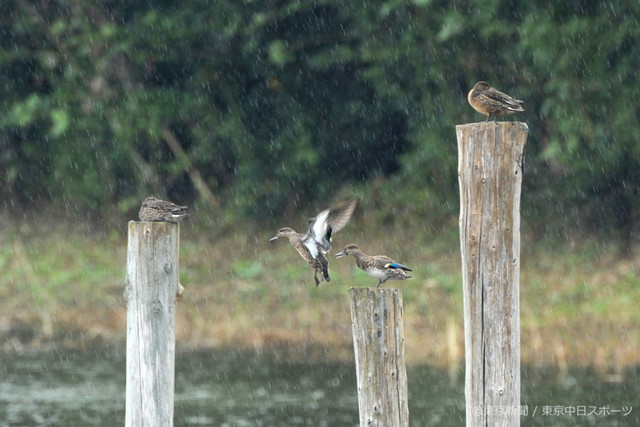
[1,218,638,374]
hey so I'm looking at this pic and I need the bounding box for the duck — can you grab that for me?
[269,199,357,286]
[467,81,525,121]
[138,197,189,223]
[335,244,413,287]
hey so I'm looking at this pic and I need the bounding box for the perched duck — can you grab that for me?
[139,197,189,223]
[467,81,525,121]
[269,199,357,286]
[335,244,413,287]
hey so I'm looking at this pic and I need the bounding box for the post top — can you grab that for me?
[129,220,178,225]
[128,220,179,233]
[348,287,402,296]
[456,121,529,132]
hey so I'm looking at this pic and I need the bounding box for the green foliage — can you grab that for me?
[0,0,637,241]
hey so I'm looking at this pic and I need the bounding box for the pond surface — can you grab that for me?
[0,350,637,426]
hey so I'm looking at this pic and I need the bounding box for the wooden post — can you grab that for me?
[124,221,180,427]
[349,287,408,427]
[456,122,528,426]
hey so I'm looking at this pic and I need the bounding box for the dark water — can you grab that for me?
[0,350,638,426]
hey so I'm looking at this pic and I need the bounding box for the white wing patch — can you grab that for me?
[310,209,329,242]
[303,237,320,259]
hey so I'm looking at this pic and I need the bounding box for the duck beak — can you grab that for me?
[335,251,347,258]
[269,236,279,242]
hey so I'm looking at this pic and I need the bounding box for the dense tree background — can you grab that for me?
[1,0,638,245]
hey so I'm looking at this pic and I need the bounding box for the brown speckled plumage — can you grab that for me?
[269,199,357,286]
[139,197,189,223]
[335,244,413,287]
[468,81,525,121]
[270,227,330,286]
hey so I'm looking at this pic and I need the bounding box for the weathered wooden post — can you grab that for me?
[349,287,409,427]
[124,221,180,427]
[456,121,528,426]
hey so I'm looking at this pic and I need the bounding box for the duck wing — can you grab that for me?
[484,87,525,110]
[307,199,357,252]
[302,235,321,259]
[373,255,412,271]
